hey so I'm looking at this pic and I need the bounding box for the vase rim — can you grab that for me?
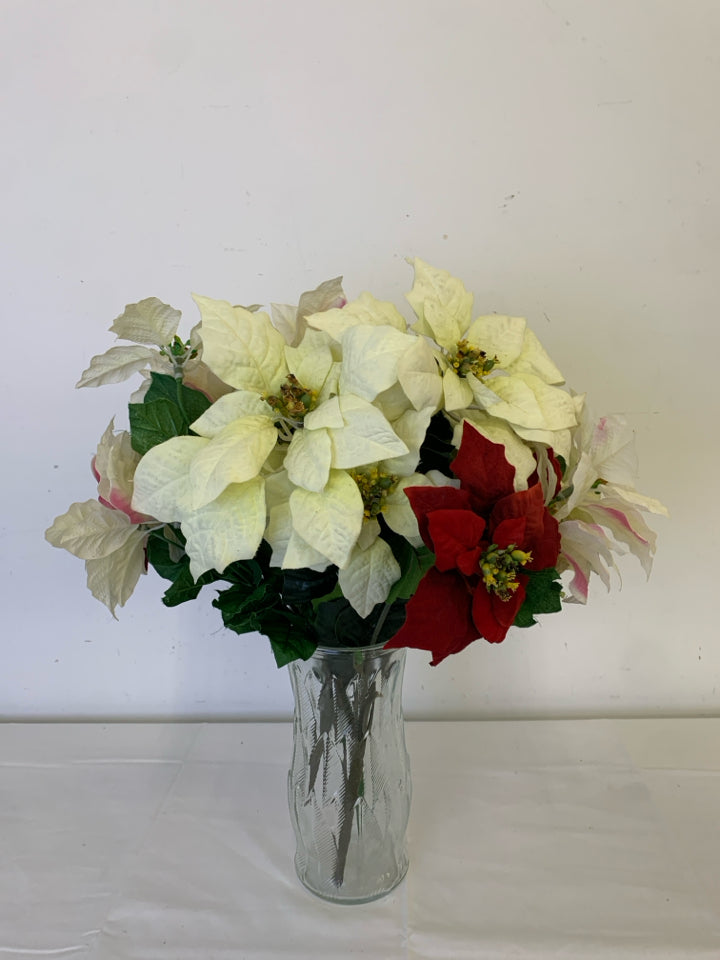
[312,642,403,657]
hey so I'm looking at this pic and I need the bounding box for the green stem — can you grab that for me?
[370,601,392,645]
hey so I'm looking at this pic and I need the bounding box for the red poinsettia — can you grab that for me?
[386,421,562,664]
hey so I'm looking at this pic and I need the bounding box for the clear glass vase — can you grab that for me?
[287,643,411,903]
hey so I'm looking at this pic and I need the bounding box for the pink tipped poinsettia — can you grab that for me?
[386,421,561,664]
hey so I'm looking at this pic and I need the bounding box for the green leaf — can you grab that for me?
[144,371,212,424]
[260,611,317,667]
[129,373,212,455]
[514,568,563,628]
[387,540,435,603]
[282,566,339,605]
[146,529,219,606]
[129,399,188,455]
[313,597,407,648]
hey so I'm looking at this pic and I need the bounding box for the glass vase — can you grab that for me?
[287,643,411,903]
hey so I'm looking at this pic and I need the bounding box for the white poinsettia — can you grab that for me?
[405,259,577,445]
[46,423,158,615]
[554,411,668,602]
[271,275,346,347]
[76,296,232,403]
[130,294,418,579]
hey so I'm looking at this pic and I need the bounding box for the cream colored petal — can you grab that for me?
[132,435,208,521]
[338,537,401,618]
[338,324,410,401]
[192,294,287,393]
[442,368,474,411]
[190,391,270,438]
[189,415,278,509]
[381,406,434,476]
[484,373,577,431]
[109,297,181,346]
[184,478,266,579]
[284,327,334,390]
[511,326,565,384]
[423,299,464,352]
[396,337,443,412]
[405,258,474,338]
[304,395,344,430]
[270,302,298,344]
[76,345,157,388]
[290,470,363,569]
[45,500,138,560]
[465,315,527,368]
[284,428,332,492]
[329,396,408,468]
[84,529,148,617]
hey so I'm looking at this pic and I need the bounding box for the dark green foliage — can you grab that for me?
[128,372,211,455]
[513,567,563,628]
[416,411,455,476]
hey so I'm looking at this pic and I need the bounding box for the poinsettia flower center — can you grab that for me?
[263,374,318,436]
[351,467,400,519]
[479,542,532,601]
[449,339,498,379]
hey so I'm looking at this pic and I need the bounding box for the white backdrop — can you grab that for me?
[2,0,716,720]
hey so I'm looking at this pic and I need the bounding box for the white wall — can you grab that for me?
[2,0,717,719]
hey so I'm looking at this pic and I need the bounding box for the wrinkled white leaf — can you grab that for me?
[423,299,464,353]
[132,435,208,520]
[189,415,278,508]
[84,529,148,617]
[381,405,434,476]
[304,395,344,430]
[329,395,408,469]
[290,469,363,569]
[442,367,474,411]
[45,500,139,560]
[465,314,527,369]
[184,478,266,579]
[284,327,334,391]
[190,391,270,438]
[192,295,287,393]
[76,345,157,388]
[297,276,346,320]
[109,297,181,346]
[270,302,298,344]
[405,258,473,338]
[483,373,577,431]
[338,324,411,401]
[396,337,442,411]
[285,428,332,492]
[338,537,401,618]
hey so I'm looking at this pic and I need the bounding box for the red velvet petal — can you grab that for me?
[528,511,561,570]
[451,421,516,511]
[491,483,546,547]
[384,568,478,665]
[404,485,472,550]
[491,516,527,550]
[427,510,486,571]
[471,580,525,644]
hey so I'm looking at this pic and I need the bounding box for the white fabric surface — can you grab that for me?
[1,720,719,959]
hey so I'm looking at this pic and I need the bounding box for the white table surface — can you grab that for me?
[2,719,719,959]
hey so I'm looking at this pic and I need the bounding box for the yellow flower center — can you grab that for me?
[480,543,532,601]
[351,468,400,519]
[450,339,497,379]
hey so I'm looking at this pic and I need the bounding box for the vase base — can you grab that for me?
[294,859,409,905]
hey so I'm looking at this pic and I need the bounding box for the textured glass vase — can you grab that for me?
[287,643,411,903]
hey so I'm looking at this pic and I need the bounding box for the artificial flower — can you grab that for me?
[386,421,561,663]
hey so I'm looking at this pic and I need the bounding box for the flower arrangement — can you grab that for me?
[46,259,666,666]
